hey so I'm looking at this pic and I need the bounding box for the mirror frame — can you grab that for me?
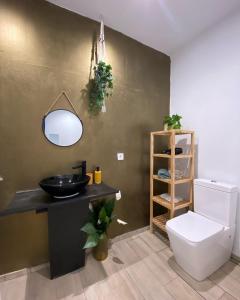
[42,109,84,147]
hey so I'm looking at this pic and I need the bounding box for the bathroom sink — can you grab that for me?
[39,174,90,199]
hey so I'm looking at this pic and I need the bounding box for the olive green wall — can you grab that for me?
[0,0,170,274]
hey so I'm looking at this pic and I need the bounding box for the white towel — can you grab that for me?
[160,193,183,203]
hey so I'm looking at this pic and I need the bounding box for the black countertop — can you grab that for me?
[0,183,118,217]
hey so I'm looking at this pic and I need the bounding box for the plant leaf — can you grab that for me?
[83,233,99,249]
[105,215,110,225]
[104,198,115,218]
[99,207,107,223]
[81,222,96,235]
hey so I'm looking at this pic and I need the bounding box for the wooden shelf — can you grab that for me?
[174,178,193,184]
[152,213,169,232]
[153,154,193,159]
[152,175,193,184]
[151,130,194,136]
[150,129,195,234]
[153,195,191,211]
[152,175,171,184]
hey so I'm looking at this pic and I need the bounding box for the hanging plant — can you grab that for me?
[89,61,113,114]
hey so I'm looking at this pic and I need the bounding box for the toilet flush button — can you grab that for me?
[211,180,217,183]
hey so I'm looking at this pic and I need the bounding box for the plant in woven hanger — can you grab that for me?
[89,61,113,114]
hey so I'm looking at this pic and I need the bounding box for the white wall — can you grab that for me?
[170,10,240,257]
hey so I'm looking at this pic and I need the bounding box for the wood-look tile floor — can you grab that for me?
[0,230,240,300]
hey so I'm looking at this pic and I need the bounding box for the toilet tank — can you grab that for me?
[194,179,238,227]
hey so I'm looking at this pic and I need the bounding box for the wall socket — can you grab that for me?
[117,153,124,160]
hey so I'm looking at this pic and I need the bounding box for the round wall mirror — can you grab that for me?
[42,109,83,147]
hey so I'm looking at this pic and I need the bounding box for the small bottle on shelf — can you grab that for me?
[94,166,102,184]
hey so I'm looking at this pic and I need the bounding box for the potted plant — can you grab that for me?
[163,114,182,130]
[81,198,116,261]
[89,61,113,114]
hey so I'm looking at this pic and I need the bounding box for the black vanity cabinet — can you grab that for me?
[48,197,89,279]
[0,183,118,279]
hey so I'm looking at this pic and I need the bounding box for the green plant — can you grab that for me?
[89,61,113,113]
[163,114,182,129]
[81,198,115,249]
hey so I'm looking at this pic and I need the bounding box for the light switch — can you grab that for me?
[117,153,124,160]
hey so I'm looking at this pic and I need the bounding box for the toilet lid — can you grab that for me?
[166,211,224,243]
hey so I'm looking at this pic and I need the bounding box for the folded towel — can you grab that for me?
[157,169,184,180]
[160,193,183,203]
[157,169,170,178]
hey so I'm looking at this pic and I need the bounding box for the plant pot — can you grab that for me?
[171,127,182,131]
[163,123,168,131]
[164,124,173,131]
[92,234,108,261]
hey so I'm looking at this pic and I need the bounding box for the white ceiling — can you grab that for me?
[47,0,240,55]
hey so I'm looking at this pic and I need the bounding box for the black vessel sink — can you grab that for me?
[39,174,90,199]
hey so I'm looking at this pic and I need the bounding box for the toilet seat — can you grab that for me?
[166,211,224,243]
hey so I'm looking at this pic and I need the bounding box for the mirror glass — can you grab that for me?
[43,109,83,147]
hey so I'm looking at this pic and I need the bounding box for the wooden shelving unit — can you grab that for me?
[150,129,195,233]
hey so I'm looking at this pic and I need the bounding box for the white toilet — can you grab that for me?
[166,179,238,281]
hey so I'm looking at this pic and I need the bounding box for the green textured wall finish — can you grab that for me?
[0,0,170,274]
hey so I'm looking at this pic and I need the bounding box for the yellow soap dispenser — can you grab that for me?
[94,166,102,184]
